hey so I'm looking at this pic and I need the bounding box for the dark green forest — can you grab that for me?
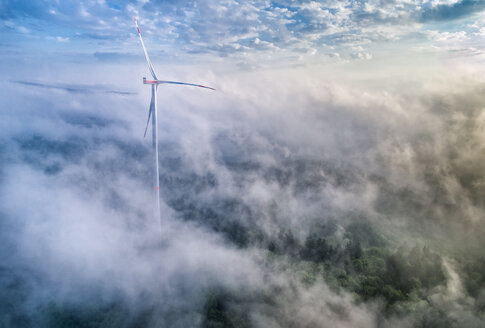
[3,206,485,328]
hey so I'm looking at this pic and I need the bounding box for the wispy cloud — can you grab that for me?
[12,80,136,96]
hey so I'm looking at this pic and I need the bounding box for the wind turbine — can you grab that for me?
[134,17,215,229]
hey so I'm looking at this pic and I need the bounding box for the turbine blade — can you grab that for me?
[134,17,158,80]
[157,80,216,91]
[144,93,154,138]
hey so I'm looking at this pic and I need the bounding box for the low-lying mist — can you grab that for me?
[1,62,485,327]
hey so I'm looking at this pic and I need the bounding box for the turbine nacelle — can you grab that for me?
[143,77,158,84]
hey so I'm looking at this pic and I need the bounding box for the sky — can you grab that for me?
[1,1,485,328]
[1,0,485,67]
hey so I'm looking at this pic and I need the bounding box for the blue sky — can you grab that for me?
[1,0,484,68]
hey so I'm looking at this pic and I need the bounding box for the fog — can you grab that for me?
[1,57,485,327]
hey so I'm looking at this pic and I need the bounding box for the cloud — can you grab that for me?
[12,80,137,96]
[421,0,485,22]
[1,0,483,63]
[56,36,69,42]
